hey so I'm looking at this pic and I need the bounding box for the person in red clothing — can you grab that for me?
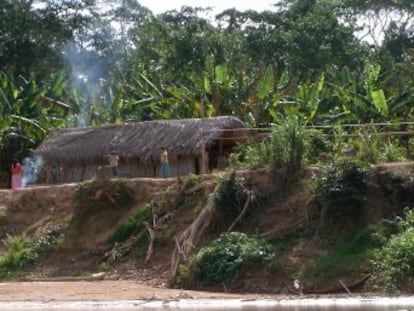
[11,158,23,189]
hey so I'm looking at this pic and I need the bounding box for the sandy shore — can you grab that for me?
[1,281,414,310]
[0,280,253,301]
[0,281,279,310]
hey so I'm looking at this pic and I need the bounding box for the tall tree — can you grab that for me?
[0,0,93,80]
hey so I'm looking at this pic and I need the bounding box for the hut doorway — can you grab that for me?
[195,158,200,175]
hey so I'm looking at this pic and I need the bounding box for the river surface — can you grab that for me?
[2,297,414,311]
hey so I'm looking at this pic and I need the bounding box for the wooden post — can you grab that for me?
[200,128,206,174]
[200,95,206,175]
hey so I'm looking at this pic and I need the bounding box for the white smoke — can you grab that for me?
[22,155,44,188]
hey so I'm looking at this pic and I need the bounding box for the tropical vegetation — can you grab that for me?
[1,0,414,291]
[0,0,413,176]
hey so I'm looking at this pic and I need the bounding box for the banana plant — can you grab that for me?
[268,72,324,125]
[364,63,388,116]
[0,72,70,160]
[327,63,389,124]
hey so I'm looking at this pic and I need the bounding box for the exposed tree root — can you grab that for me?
[104,236,138,265]
[227,190,255,232]
[170,191,217,278]
[143,221,155,264]
[261,217,307,239]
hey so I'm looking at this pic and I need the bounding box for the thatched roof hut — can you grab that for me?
[36,116,247,182]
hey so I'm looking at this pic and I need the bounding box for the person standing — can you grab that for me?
[11,158,23,189]
[160,147,171,178]
[108,151,120,176]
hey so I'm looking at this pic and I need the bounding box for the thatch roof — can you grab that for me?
[36,116,247,163]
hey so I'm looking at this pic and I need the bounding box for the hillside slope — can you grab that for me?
[0,163,414,294]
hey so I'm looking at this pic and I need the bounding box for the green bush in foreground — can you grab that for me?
[0,228,62,279]
[371,209,414,292]
[178,232,272,285]
[301,228,375,281]
[0,235,37,278]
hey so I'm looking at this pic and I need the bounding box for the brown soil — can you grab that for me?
[0,281,252,301]
[0,163,414,300]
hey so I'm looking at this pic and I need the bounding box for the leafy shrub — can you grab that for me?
[214,173,247,227]
[353,134,406,164]
[371,209,414,292]
[372,227,414,292]
[313,160,367,218]
[306,129,330,164]
[178,232,272,285]
[382,140,406,162]
[0,228,62,279]
[228,139,270,169]
[31,226,63,253]
[182,173,200,188]
[228,116,309,171]
[0,235,37,278]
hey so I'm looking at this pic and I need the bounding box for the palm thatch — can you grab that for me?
[36,116,247,164]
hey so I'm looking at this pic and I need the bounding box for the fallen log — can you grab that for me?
[302,274,371,294]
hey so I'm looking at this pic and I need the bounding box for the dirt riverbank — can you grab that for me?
[0,280,260,301]
[1,164,414,297]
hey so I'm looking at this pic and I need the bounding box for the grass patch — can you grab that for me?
[0,227,63,279]
[300,228,374,281]
[109,204,151,244]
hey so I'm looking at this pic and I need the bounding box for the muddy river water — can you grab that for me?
[2,297,414,311]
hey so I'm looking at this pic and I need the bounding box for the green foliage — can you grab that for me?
[229,116,309,171]
[282,116,308,171]
[356,131,384,164]
[306,130,330,164]
[228,139,269,169]
[214,173,247,227]
[0,72,70,176]
[31,226,63,254]
[109,205,151,244]
[182,173,200,189]
[0,1,92,79]
[382,140,406,162]
[0,235,37,279]
[0,228,62,279]
[178,232,272,285]
[372,227,414,292]
[351,132,407,164]
[313,160,368,218]
[371,209,414,292]
[1,0,413,180]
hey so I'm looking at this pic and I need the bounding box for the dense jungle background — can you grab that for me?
[1,0,414,174]
[1,0,414,294]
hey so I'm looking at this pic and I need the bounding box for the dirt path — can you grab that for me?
[0,281,258,301]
